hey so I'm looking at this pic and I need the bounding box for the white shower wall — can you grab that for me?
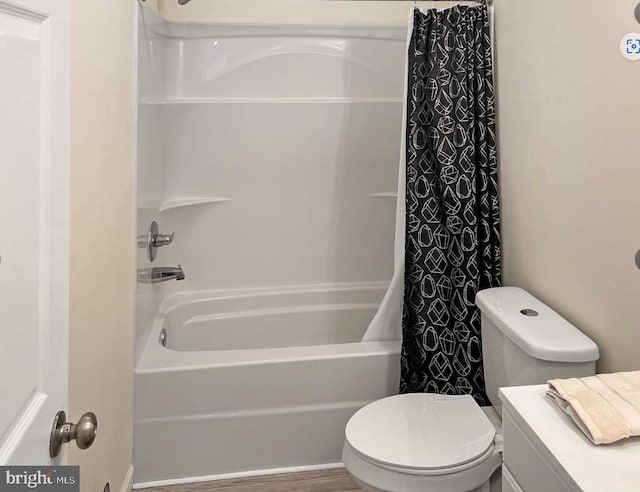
[137,7,406,350]
[137,6,165,360]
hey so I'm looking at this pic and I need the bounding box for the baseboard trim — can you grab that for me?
[132,462,344,489]
[120,465,135,492]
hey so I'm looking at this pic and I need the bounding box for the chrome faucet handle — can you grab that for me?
[139,221,175,262]
[151,232,174,247]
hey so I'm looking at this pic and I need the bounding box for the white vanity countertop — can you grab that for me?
[500,384,640,492]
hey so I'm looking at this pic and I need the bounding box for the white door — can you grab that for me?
[0,0,70,465]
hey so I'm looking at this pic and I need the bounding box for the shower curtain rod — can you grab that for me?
[319,0,495,7]
[166,0,494,6]
[386,0,494,5]
[365,0,492,2]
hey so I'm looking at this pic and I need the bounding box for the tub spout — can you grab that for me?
[137,265,185,283]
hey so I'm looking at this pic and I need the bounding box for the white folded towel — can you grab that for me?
[547,370,640,445]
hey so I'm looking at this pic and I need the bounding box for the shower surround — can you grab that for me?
[135,5,405,485]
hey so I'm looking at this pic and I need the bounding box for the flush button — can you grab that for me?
[520,309,539,317]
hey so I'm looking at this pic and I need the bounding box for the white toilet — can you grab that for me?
[343,287,599,492]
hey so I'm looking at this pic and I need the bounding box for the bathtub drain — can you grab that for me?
[159,328,167,347]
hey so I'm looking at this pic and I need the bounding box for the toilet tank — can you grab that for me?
[476,287,599,409]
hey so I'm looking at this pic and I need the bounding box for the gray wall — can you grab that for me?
[495,0,640,372]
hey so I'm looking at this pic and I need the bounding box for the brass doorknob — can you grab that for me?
[49,410,98,457]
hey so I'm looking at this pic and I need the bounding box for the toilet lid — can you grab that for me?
[345,393,496,471]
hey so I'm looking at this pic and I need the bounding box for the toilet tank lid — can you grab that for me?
[475,287,599,363]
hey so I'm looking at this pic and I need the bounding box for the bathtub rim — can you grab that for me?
[136,281,400,373]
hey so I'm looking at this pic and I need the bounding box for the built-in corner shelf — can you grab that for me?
[159,197,232,212]
[370,192,398,198]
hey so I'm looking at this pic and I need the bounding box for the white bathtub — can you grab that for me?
[133,282,400,486]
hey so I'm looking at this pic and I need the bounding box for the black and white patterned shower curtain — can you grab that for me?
[400,6,501,404]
